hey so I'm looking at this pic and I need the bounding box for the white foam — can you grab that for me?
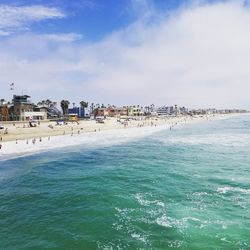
[134,193,165,208]
[0,125,169,161]
[131,233,147,243]
[216,186,250,194]
[158,133,250,147]
[156,215,202,230]
[156,215,173,228]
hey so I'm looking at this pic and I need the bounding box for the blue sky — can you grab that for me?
[0,0,188,40]
[0,0,250,109]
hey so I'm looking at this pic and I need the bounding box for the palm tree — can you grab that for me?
[60,100,70,116]
[37,100,57,108]
[150,104,155,112]
[90,103,95,115]
[45,99,52,107]
[80,101,88,117]
[41,100,46,107]
[37,100,47,107]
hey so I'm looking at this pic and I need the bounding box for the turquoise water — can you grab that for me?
[0,116,250,249]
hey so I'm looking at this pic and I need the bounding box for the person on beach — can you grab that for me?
[0,144,2,150]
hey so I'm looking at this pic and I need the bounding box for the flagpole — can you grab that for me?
[10,82,14,102]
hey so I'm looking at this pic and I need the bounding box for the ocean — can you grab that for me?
[0,115,249,249]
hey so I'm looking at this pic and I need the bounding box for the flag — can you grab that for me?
[10,83,14,90]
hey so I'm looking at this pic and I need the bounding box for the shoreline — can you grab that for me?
[0,114,244,161]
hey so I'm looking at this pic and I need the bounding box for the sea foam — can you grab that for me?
[0,125,169,161]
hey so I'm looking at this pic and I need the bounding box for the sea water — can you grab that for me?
[0,115,249,249]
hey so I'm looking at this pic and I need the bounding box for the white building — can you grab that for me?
[21,111,47,121]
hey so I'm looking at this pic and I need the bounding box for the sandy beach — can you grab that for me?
[0,114,237,160]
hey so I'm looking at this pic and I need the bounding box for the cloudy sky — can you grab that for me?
[0,0,250,109]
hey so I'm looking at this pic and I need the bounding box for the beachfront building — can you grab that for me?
[156,106,179,116]
[128,106,143,116]
[20,111,47,121]
[0,99,7,121]
[36,102,61,119]
[179,106,188,115]
[156,105,188,116]
[9,95,33,120]
[107,107,128,117]
[13,95,33,118]
[94,107,128,118]
[157,106,169,116]
[189,109,205,115]
[8,95,47,121]
[68,107,85,118]
[94,108,109,117]
[174,104,180,116]
[0,104,9,121]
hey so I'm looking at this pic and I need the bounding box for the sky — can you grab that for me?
[0,0,250,109]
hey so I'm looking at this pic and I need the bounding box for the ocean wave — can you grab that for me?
[97,240,128,250]
[156,215,173,228]
[155,215,189,231]
[157,133,250,147]
[134,193,165,208]
[131,233,148,243]
[216,186,250,194]
[0,125,168,161]
[167,240,183,248]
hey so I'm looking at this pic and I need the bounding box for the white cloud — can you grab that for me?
[0,5,65,34]
[41,33,82,43]
[0,1,250,109]
[0,30,10,36]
